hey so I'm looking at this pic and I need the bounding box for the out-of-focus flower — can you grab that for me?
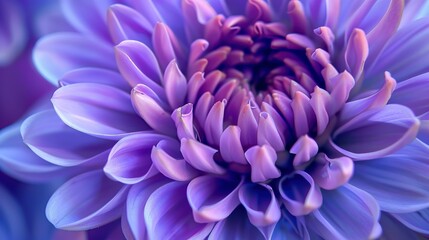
[2,0,429,239]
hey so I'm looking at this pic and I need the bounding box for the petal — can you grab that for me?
[238,102,258,148]
[59,67,130,92]
[279,171,322,216]
[171,103,196,140]
[182,0,217,41]
[350,140,429,212]
[392,208,429,235]
[144,182,214,239]
[52,83,148,140]
[46,170,129,230]
[290,135,318,168]
[305,184,381,240]
[0,0,26,65]
[311,154,354,190]
[180,138,225,174]
[272,212,310,240]
[257,112,285,151]
[239,183,281,227]
[0,122,72,182]
[22,110,112,167]
[163,60,187,109]
[104,133,167,184]
[34,33,116,85]
[151,139,200,181]
[219,125,247,165]
[291,92,315,137]
[204,100,227,147]
[187,175,243,223]
[107,4,152,45]
[245,145,281,183]
[379,213,420,240]
[310,87,331,135]
[0,184,25,240]
[131,84,175,136]
[115,40,164,93]
[345,28,368,80]
[126,176,169,240]
[61,0,112,40]
[208,207,265,240]
[340,72,396,121]
[331,104,420,160]
[367,18,429,83]
[389,72,429,116]
[152,22,184,70]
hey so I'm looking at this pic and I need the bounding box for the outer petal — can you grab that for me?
[163,60,187,109]
[272,212,310,240]
[379,213,420,240]
[306,185,381,240]
[392,208,429,235]
[34,33,116,85]
[144,182,214,240]
[22,110,112,167]
[0,122,73,182]
[52,83,148,140]
[279,171,322,216]
[332,104,420,160]
[389,72,429,116]
[61,0,113,40]
[187,175,243,223]
[219,126,247,165]
[350,140,429,213]
[367,18,429,83]
[104,133,167,184]
[59,67,130,91]
[126,176,169,240]
[46,170,129,230]
[0,0,26,65]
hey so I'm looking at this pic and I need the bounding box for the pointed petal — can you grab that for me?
[188,175,243,223]
[291,92,315,137]
[182,0,217,41]
[340,72,396,121]
[34,33,115,85]
[152,22,184,70]
[331,104,420,160]
[180,138,225,174]
[52,83,147,140]
[280,171,322,216]
[257,112,285,151]
[239,183,281,227]
[245,145,281,183]
[290,135,318,168]
[46,170,129,230]
[220,126,247,165]
[345,28,368,80]
[104,133,167,184]
[204,100,226,147]
[107,4,152,45]
[22,110,112,167]
[144,182,214,239]
[350,140,429,212]
[238,103,258,148]
[131,84,175,136]
[163,60,187,109]
[172,103,196,140]
[151,139,200,181]
[306,185,381,240]
[115,40,163,93]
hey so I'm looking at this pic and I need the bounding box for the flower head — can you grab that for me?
[3,0,429,239]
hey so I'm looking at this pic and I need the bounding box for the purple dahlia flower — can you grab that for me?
[2,0,429,239]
